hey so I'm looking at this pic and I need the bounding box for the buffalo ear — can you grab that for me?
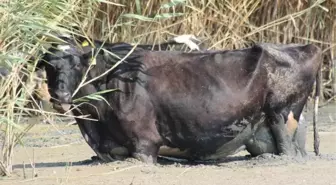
[78,38,98,66]
[80,37,94,55]
[82,45,93,55]
[81,46,95,67]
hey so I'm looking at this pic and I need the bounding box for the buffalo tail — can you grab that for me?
[313,66,321,156]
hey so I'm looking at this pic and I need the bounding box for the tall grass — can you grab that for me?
[0,0,100,176]
[0,0,334,176]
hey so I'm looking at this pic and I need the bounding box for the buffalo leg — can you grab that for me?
[246,112,307,156]
[121,119,161,164]
[98,131,129,160]
[267,111,298,156]
[245,120,277,156]
[78,120,130,161]
[279,97,309,156]
[132,140,160,164]
[288,100,309,156]
[76,119,116,162]
[294,114,308,156]
[130,120,161,163]
[116,94,162,164]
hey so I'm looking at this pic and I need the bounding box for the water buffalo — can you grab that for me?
[37,38,321,163]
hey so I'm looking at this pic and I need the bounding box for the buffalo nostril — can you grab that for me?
[56,91,68,97]
[62,92,70,97]
[55,91,71,102]
[59,84,65,90]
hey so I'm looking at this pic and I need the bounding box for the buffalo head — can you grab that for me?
[37,37,93,113]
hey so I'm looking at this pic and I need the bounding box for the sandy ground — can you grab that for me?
[1,104,336,185]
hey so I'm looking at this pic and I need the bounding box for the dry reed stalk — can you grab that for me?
[332,19,336,97]
[23,161,26,179]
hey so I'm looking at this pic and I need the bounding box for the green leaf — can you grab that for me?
[122,12,184,22]
[154,13,184,19]
[160,0,186,9]
[135,0,142,15]
[73,89,119,103]
[96,0,125,6]
[121,14,156,22]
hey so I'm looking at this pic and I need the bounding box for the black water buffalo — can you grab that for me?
[37,39,321,163]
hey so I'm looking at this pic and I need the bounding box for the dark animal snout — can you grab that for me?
[54,90,72,103]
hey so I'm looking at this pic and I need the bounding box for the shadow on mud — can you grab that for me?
[11,155,248,169]
[157,155,250,166]
[12,152,336,170]
[12,159,95,169]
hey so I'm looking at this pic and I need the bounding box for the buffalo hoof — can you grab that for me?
[133,153,157,164]
[91,155,101,161]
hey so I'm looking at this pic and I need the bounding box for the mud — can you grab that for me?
[1,103,335,185]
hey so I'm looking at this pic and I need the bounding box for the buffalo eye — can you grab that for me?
[55,63,62,70]
[74,63,81,70]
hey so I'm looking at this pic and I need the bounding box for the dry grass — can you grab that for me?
[0,0,334,176]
